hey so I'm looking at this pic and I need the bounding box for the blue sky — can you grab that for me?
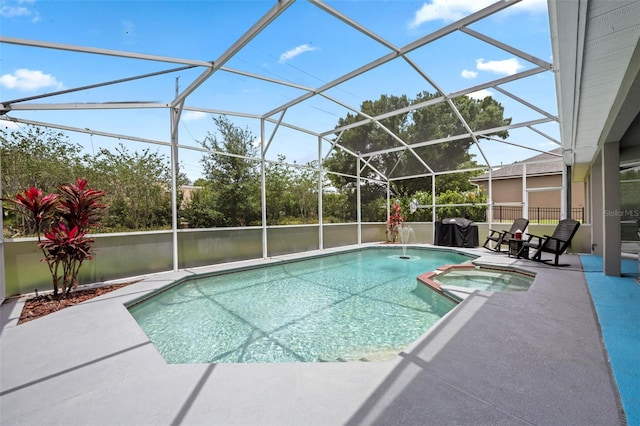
[1,0,556,181]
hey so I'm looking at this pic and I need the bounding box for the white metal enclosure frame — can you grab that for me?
[0,0,561,278]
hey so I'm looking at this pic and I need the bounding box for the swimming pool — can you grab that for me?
[127,247,474,364]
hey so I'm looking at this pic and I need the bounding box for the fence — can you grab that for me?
[491,206,585,223]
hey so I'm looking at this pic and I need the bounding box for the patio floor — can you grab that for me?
[1,245,635,425]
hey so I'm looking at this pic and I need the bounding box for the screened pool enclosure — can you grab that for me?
[1,0,575,295]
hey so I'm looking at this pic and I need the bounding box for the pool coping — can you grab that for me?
[0,244,628,425]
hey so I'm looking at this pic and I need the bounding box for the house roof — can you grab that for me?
[472,148,563,181]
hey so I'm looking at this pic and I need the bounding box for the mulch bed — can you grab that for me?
[16,281,137,325]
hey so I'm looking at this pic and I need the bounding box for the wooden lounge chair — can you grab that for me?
[521,218,580,266]
[483,218,529,252]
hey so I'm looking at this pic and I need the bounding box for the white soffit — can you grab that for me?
[551,0,640,167]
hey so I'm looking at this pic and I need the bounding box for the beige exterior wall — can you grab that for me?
[475,174,586,223]
[476,174,585,209]
[484,179,522,204]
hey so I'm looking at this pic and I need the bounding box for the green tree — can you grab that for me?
[180,184,223,227]
[407,92,509,195]
[435,189,487,222]
[1,125,88,234]
[0,125,87,197]
[324,92,510,200]
[265,155,293,225]
[199,116,261,226]
[87,143,174,230]
[322,191,351,223]
[290,161,319,223]
[324,94,410,206]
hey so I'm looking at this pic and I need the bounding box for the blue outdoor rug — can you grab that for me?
[580,255,639,426]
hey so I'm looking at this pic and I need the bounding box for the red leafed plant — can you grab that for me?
[6,179,106,296]
[386,201,404,243]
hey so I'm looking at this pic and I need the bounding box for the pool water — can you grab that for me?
[435,268,534,292]
[128,247,473,364]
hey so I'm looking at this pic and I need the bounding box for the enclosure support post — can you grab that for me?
[564,165,571,220]
[386,183,391,243]
[432,174,437,243]
[318,135,324,250]
[357,157,362,245]
[169,101,182,272]
[261,119,268,258]
[522,163,528,219]
[488,168,493,225]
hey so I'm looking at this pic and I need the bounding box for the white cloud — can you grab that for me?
[0,0,40,22]
[279,44,317,63]
[467,89,492,100]
[507,0,548,15]
[476,58,524,76]
[408,0,546,28]
[409,0,492,28]
[461,69,478,79]
[0,68,63,91]
[182,111,207,122]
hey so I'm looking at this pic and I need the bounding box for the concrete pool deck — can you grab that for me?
[0,245,634,425]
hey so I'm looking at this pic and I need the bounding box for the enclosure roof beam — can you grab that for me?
[264,118,320,138]
[4,102,168,111]
[182,106,263,120]
[0,116,172,147]
[320,96,447,137]
[171,0,295,108]
[360,117,554,158]
[0,36,212,67]
[402,55,484,169]
[323,130,345,162]
[473,117,554,137]
[359,156,390,181]
[401,0,521,53]
[492,85,558,121]
[221,66,315,92]
[318,94,417,169]
[321,66,549,138]
[264,109,287,155]
[182,104,325,140]
[264,0,517,120]
[449,67,547,99]
[480,136,562,155]
[320,92,433,174]
[323,169,387,184]
[459,27,553,70]
[309,0,398,52]
[262,53,397,119]
[320,96,445,137]
[321,132,364,162]
[387,165,490,182]
[1,65,195,107]
[526,125,561,145]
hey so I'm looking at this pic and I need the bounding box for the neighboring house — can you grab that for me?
[180,185,203,206]
[471,149,585,223]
